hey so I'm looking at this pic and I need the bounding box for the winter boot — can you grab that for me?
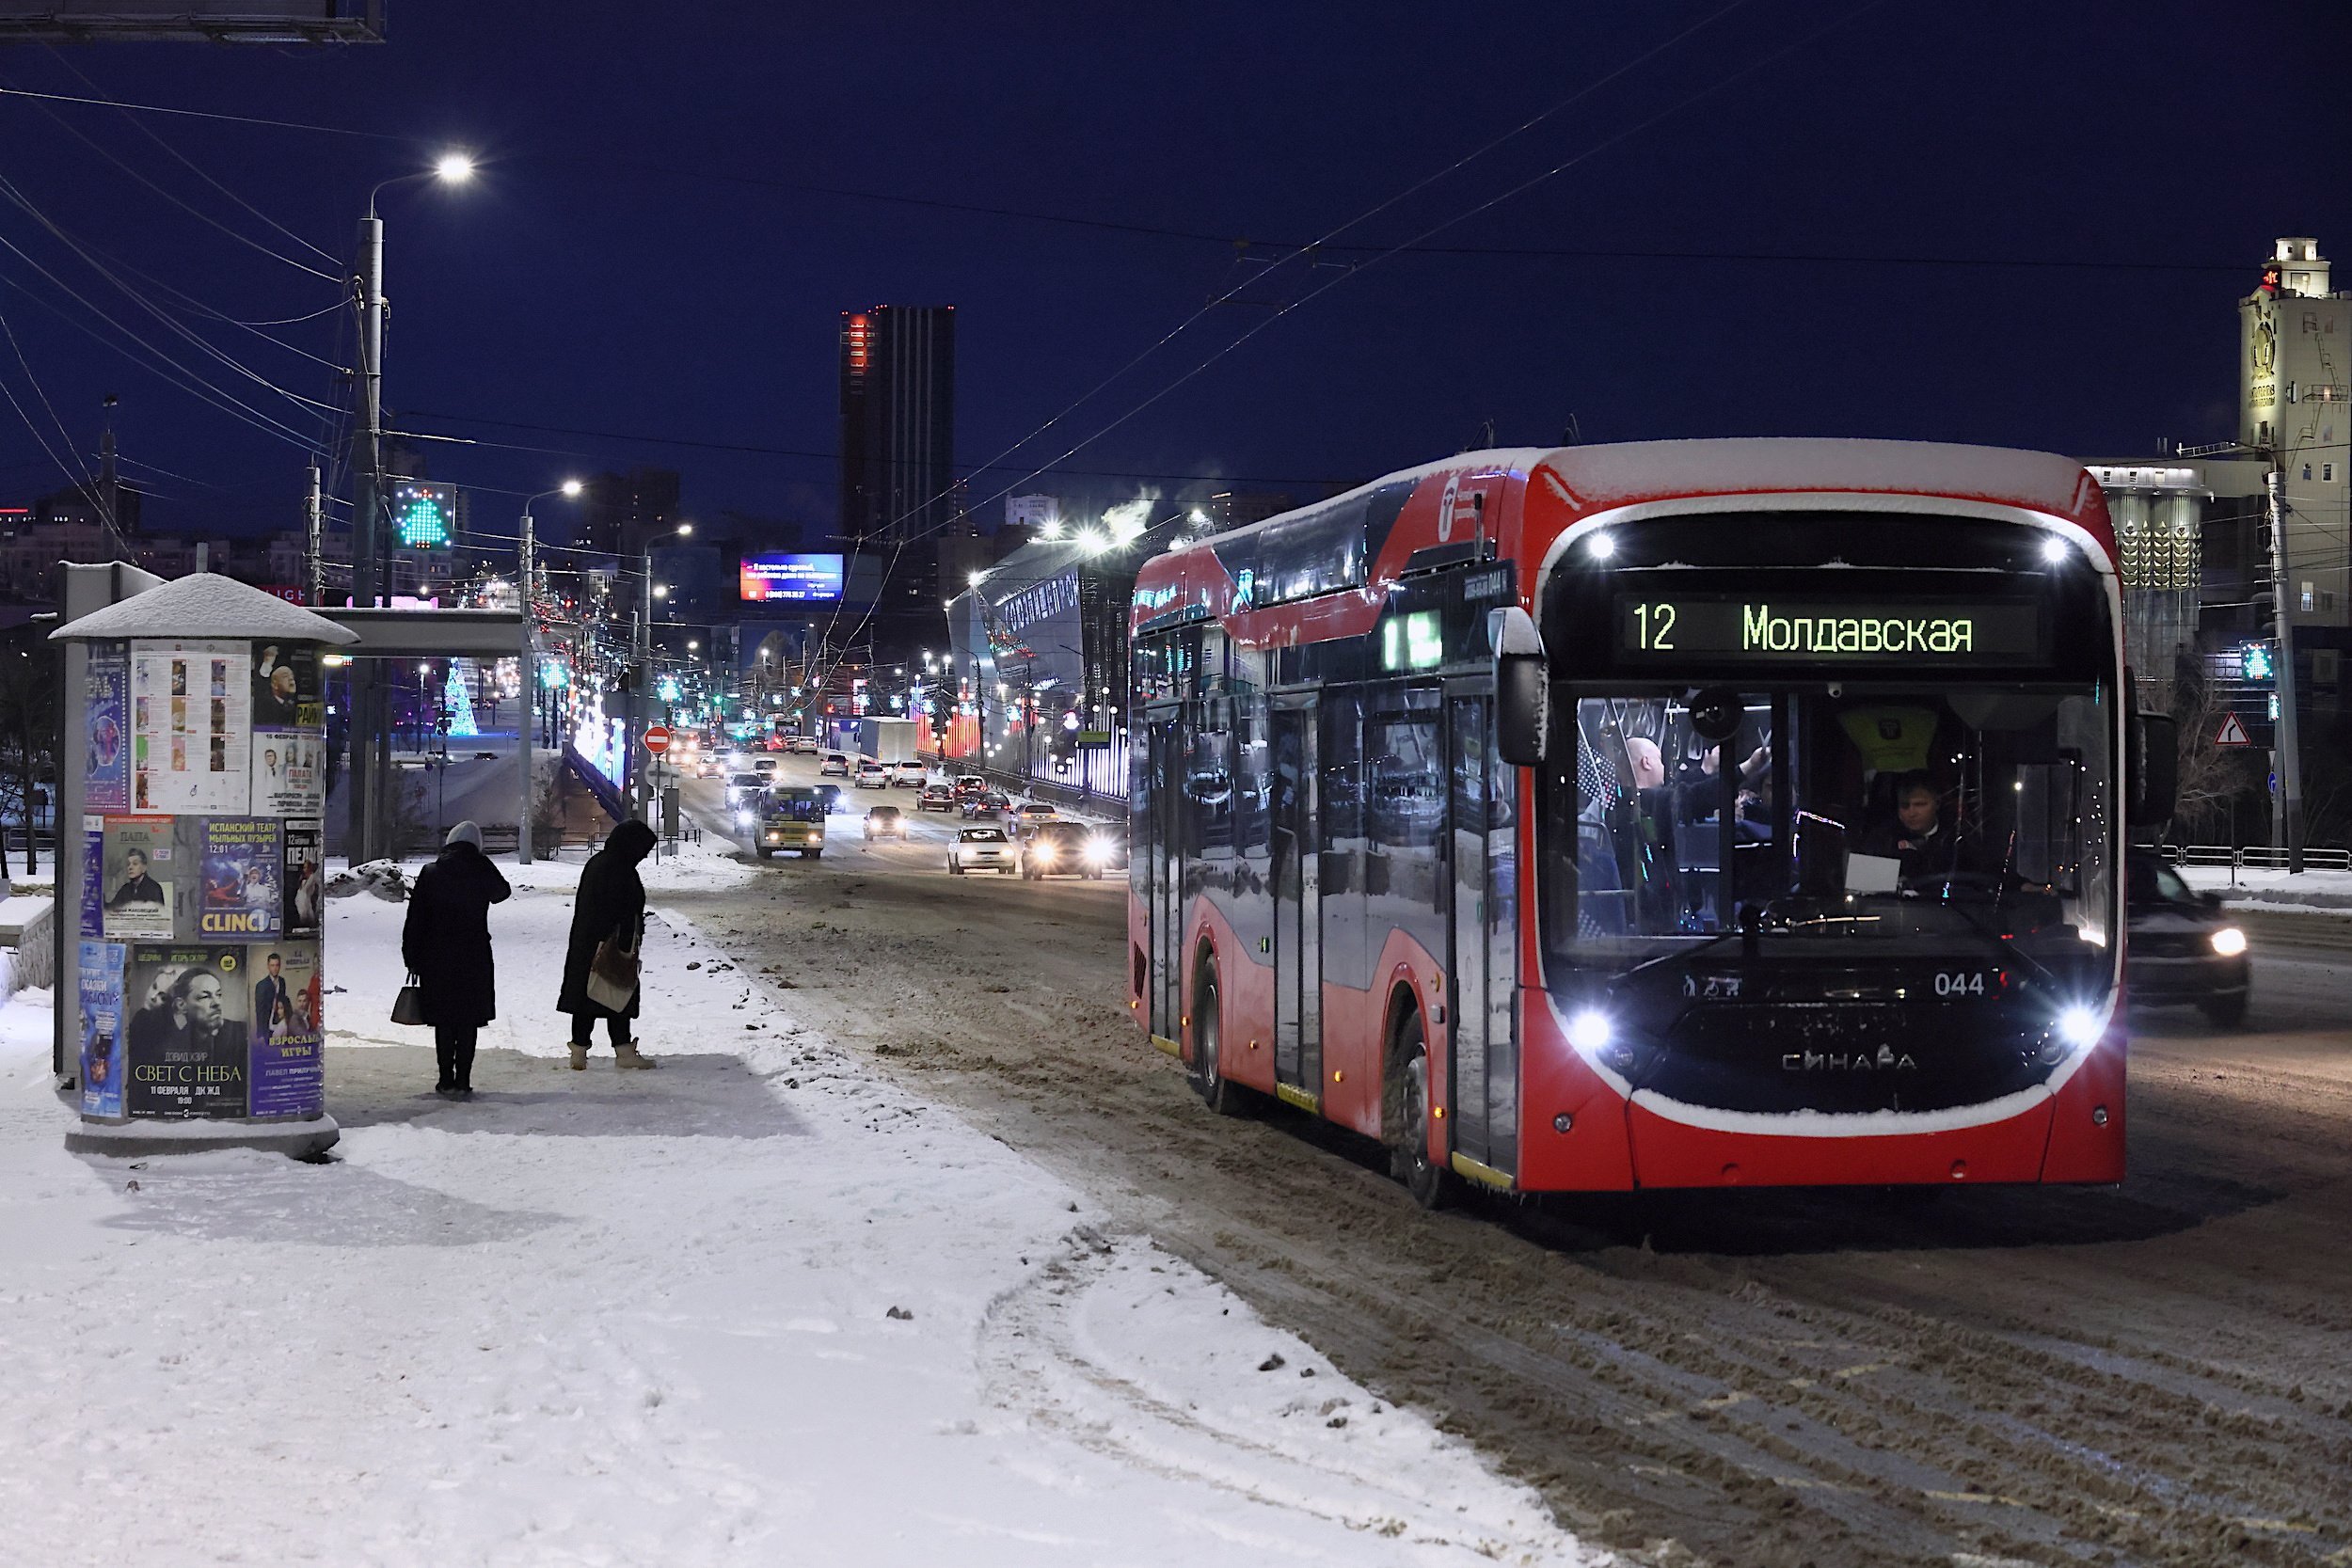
[613,1042,659,1069]
[568,1044,588,1071]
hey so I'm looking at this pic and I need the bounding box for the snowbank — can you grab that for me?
[0,835,1597,1566]
[2180,863,2352,911]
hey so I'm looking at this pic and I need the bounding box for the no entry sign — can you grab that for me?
[643,725,673,755]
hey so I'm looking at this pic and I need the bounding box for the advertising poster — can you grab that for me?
[251,643,325,816]
[197,818,282,940]
[85,647,130,812]
[99,815,175,940]
[124,945,249,1118]
[131,640,251,815]
[77,940,127,1119]
[248,941,323,1118]
[79,817,103,941]
[281,821,323,938]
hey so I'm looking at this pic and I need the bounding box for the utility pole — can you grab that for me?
[2265,463,2306,870]
[305,464,323,606]
[350,211,385,863]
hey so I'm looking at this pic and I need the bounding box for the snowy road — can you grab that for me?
[671,755,2352,1568]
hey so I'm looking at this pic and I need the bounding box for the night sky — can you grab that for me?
[0,0,2346,550]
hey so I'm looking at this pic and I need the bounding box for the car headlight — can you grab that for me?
[2210,926,2248,957]
[1085,836,1110,863]
[1034,843,1057,864]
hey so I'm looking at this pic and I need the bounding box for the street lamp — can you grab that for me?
[348,150,477,863]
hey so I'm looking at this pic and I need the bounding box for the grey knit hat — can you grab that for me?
[445,820,485,850]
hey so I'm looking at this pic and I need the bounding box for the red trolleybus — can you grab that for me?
[1125,439,2176,1204]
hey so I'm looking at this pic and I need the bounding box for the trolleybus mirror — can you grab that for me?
[2128,711,2178,826]
[1490,606,1548,766]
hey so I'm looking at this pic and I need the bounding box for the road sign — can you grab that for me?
[2215,713,2253,748]
[644,725,673,755]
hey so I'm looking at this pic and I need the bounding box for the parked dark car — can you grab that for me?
[2126,851,2249,1026]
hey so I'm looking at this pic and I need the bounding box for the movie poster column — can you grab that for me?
[249,641,326,1119]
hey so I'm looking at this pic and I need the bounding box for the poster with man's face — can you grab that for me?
[124,945,249,1118]
[100,816,175,940]
[251,642,324,816]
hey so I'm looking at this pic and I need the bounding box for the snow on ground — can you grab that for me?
[2179,863,2352,912]
[0,833,1599,1567]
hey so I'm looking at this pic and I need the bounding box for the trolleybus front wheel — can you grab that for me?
[1191,958,1251,1117]
[1388,1007,1452,1211]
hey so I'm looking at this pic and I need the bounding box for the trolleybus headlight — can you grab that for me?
[1583,531,1616,561]
[1566,1008,1613,1054]
[2055,1006,2106,1050]
[2040,536,2070,563]
[2210,926,2247,957]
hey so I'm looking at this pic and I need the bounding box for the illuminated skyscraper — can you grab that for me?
[839,307,956,646]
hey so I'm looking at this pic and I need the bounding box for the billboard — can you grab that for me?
[739,553,844,603]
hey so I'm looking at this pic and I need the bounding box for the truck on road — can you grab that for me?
[856,716,918,765]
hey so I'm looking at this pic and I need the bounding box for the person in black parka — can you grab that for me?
[558,818,660,1069]
[402,820,513,1099]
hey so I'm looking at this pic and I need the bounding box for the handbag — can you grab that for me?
[585,926,640,1012]
[390,974,427,1027]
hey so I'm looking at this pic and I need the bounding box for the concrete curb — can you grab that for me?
[65,1115,341,1160]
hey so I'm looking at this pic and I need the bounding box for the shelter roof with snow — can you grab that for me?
[49,571,358,645]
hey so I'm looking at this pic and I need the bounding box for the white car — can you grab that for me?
[947,825,1015,875]
[890,760,926,787]
[853,760,890,789]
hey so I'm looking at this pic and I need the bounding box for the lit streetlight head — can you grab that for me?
[560,479,583,498]
[675,522,693,538]
[968,570,987,589]
[434,152,476,183]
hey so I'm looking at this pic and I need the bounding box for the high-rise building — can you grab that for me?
[2241,239,2350,630]
[840,307,955,659]
[579,467,682,559]
[839,305,956,555]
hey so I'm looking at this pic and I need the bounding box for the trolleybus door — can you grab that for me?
[1445,691,1516,1174]
[1270,700,1320,1095]
[1147,718,1185,1043]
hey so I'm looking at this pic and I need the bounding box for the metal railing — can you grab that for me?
[2163,845,2352,872]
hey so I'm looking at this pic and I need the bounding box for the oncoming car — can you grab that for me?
[864,805,907,841]
[2126,851,2250,1027]
[725,771,765,809]
[947,825,1014,875]
[1019,820,1113,879]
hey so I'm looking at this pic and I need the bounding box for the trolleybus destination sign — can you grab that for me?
[1615,595,2042,664]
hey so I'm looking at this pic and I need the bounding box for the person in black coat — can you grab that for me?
[402,820,512,1099]
[558,819,659,1069]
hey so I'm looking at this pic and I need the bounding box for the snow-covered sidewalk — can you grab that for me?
[0,838,1597,1567]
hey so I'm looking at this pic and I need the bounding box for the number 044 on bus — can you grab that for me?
[1125,439,2177,1205]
